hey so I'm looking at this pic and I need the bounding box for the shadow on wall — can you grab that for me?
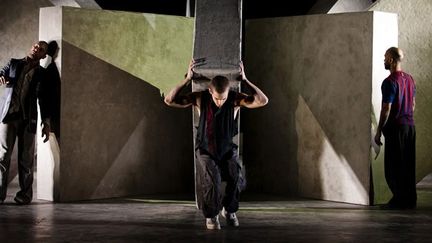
[295,15,370,205]
[296,95,369,204]
[243,15,372,204]
[241,60,300,196]
[57,41,194,201]
[242,75,369,204]
[45,40,61,143]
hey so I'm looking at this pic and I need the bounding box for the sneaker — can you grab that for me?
[206,216,221,230]
[14,195,31,205]
[222,208,239,227]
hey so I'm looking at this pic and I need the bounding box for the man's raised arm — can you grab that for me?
[164,59,199,108]
[237,62,268,108]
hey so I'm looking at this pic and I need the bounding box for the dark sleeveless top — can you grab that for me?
[196,90,238,160]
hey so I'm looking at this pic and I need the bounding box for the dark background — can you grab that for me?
[94,0,321,18]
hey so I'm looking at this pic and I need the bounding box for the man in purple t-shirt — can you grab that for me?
[375,47,416,209]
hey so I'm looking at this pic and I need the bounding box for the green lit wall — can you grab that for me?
[63,7,194,95]
[39,7,195,201]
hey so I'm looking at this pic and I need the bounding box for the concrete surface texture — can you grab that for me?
[369,0,432,200]
[243,11,397,205]
[192,0,242,82]
[38,7,195,202]
[61,7,194,96]
[0,0,53,66]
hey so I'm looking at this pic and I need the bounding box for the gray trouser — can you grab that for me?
[196,149,241,218]
[0,120,35,201]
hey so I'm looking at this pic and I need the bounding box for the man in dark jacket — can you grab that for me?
[0,41,51,205]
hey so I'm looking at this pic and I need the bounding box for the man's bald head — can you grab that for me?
[386,47,404,62]
[384,47,404,71]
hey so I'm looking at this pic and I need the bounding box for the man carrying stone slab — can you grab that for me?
[165,59,268,229]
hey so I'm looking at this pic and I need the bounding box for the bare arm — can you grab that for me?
[164,59,199,108]
[374,102,392,146]
[164,77,195,108]
[237,62,268,108]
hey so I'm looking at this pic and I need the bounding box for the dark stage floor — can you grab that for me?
[1,175,432,242]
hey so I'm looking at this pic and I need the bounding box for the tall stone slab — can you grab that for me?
[193,0,242,83]
[192,0,242,208]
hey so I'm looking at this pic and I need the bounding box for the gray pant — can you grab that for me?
[0,120,35,201]
[196,149,241,218]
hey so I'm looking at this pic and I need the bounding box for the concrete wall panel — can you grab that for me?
[61,8,193,96]
[244,12,397,205]
[39,7,194,201]
[59,41,194,200]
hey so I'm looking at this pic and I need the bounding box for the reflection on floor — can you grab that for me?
[1,174,432,242]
